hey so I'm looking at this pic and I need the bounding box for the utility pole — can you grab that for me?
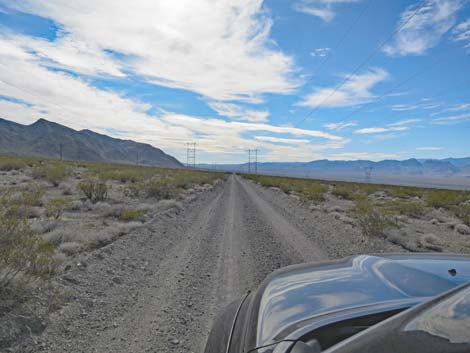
[364,167,372,183]
[59,142,63,160]
[248,149,258,174]
[186,142,196,169]
[136,151,140,166]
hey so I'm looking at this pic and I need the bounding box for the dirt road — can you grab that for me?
[31,175,339,353]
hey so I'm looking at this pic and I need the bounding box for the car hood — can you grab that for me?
[248,254,470,349]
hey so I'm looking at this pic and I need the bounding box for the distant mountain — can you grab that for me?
[199,158,469,179]
[0,118,183,168]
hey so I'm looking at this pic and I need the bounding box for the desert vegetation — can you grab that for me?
[244,174,470,252]
[0,155,222,304]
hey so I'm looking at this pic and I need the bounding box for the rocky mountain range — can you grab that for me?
[200,158,470,179]
[0,118,182,168]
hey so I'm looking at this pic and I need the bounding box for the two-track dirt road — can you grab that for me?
[32,175,335,353]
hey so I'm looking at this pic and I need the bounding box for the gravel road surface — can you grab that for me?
[28,174,391,353]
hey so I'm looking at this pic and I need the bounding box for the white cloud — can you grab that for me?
[323,121,357,130]
[446,103,470,112]
[0,36,348,163]
[432,113,470,124]
[11,35,125,78]
[391,104,421,111]
[297,68,389,108]
[310,48,331,57]
[388,118,422,126]
[354,126,409,134]
[326,152,404,161]
[384,0,464,56]
[4,0,298,102]
[294,0,361,22]
[416,146,443,150]
[254,136,310,145]
[454,19,470,48]
[207,102,269,123]
[354,118,420,134]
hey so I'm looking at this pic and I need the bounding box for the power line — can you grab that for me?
[329,53,446,123]
[297,1,426,126]
[308,0,374,82]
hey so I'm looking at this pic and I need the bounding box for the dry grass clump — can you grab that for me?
[59,242,82,255]
[119,208,146,222]
[78,178,108,203]
[157,199,183,211]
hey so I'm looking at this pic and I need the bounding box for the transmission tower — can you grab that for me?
[364,167,373,183]
[186,142,196,168]
[248,149,258,174]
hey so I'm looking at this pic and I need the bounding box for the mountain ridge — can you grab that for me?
[0,118,183,168]
[199,157,470,178]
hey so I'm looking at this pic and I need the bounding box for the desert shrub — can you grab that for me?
[386,186,425,199]
[426,189,466,209]
[119,208,146,222]
[354,195,393,237]
[332,184,357,200]
[30,220,57,235]
[383,200,426,218]
[454,202,470,226]
[129,178,179,199]
[299,183,327,202]
[78,179,108,203]
[244,175,326,202]
[21,184,45,207]
[0,193,56,294]
[45,163,70,186]
[0,158,26,171]
[59,242,82,256]
[87,225,136,248]
[157,199,183,211]
[32,162,70,186]
[46,197,71,219]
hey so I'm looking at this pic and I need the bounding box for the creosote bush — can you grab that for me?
[32,162,71,186]
[46,197,71,219]
[0,192,56,295]
[382,200,426,218]
[426,189,467,209]
[78,179,108,203]
[454,202,470,226]
[354,195,393,237]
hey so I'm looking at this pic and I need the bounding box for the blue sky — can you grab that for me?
[0,0,469,164]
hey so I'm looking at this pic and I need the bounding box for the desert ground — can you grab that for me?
[1,156,470,353]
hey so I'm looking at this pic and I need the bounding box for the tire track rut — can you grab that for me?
[33,175,327,353]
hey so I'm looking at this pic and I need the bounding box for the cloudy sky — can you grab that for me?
[0,0,469,164]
